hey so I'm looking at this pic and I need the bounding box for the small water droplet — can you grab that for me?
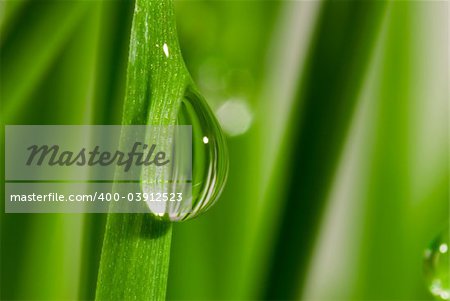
[424,227,450,300]
[143,86,228,221]
[163,43,170,58]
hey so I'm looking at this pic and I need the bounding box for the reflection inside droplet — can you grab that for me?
[202,136,209,144]
[424,228,450,300]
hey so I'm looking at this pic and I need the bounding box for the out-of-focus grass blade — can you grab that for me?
[354,2,449,299]
[77,2,134,300]
[263,2,387,299]
[1,1,88,120]
[1,2,105,300]
[243,1,322,297]
[167,1,282,299]
[0,0,28,44]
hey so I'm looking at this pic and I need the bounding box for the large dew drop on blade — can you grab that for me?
[142,86,229,222]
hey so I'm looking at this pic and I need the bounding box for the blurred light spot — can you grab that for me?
[439,243,448,254]
[163,43,169,57]
[202,136,209,144]
[216,99,253,137]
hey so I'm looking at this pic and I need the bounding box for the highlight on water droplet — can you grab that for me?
[424,227,450,300]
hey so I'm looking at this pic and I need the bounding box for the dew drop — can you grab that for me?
[143,86,229,222]
[162,43,170,58]
[424,227,450,300]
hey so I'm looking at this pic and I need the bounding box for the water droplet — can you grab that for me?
[424,227,450,300]
[143,86,228,221]
[163,43,170,58]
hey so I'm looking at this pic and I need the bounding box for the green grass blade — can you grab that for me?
[95,0,191,299]
[1,1,88,120]
[167,1,282,299]
[263,1,388,299]
[77,2,134,300]
[355,2,449,298]
[1,2,106,299]
[96,215,172,300]
[0,0,28,44]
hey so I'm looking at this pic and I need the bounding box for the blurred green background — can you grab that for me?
[1,0,448,300]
